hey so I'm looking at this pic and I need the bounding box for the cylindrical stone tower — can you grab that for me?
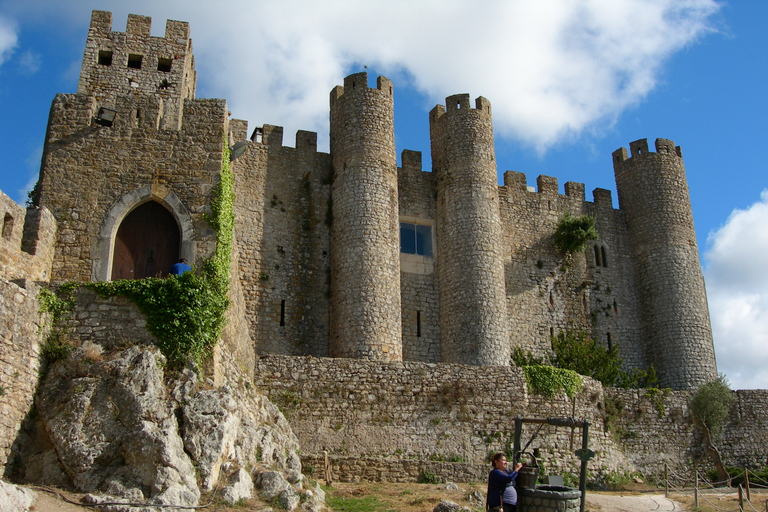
[613,138,717,390]
[430,94,509,366]
[328,72,402,361]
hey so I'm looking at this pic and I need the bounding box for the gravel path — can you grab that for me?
[586,492,685,511]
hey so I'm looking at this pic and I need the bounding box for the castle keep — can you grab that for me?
[30,10,718,390]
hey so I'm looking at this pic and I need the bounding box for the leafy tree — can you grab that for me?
[690,374,734,485]
[552,213,598,255]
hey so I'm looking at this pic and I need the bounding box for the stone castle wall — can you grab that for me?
[0,191,57,474]
[254,355,768,483]
[613,139,716,389]
[230,125,332,358]
[499,174,645,369]
[0,279,47,475]
[78,11,196,130]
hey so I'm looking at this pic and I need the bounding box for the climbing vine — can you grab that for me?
[48,137,235,369]
[37,282,79,363]
[521,364,583,399]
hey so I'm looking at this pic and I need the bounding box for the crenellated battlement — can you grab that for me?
[430,94,492,123]
[612,138,682,166]
[87,11,191,49]
[0,191,56,282]
[500,171,611,206]
[77,11,196,130]
[244,124,321,153]
[330,72,393,107]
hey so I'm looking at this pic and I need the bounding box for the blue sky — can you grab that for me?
[0,1,765,390]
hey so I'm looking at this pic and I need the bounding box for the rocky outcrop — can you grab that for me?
[16,343,320,511]
[36,345,199,508]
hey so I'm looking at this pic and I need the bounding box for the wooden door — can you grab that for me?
[111,201,180,280]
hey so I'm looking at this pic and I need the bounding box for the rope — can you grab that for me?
[31,481,223,510]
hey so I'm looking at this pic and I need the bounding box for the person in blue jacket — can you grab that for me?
[169,258,192,276]
[486,452,523,511]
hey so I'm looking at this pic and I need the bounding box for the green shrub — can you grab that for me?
[553,213,598,255]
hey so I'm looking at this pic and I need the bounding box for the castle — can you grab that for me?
[28,10,717,390]
[5,10,768,490]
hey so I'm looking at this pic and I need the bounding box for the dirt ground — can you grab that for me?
[13,481,768,512]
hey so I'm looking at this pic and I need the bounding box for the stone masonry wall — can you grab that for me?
[78,11,196,130]
[231,125,332,358]
[397,150,440,362]
[0,279,47,475]
[498,174,645,369]
[430,95,509,366]
[0,194,56,283]
[254,356,768,483]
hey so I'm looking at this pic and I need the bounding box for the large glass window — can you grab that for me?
[400,222,432,257]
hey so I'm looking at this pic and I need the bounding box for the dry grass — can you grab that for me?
[671,488,768,511]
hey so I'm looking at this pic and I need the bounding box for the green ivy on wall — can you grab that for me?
[521,364,583,399]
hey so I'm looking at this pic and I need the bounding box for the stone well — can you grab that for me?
[519,485,581,512]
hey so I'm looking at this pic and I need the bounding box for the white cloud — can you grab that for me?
[18,50,40,74]
[0,14,18,67]
[704,190,768,390]
[5,0,719,150]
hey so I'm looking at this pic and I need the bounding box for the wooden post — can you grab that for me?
[745,468,751,502]
[738,485,744,512]
[323,450,333,487]
[694,471,699,509]
[664,463,668,498]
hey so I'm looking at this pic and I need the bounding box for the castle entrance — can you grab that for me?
[111,201,180,280]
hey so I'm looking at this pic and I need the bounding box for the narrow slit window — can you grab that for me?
[127,54,143,69]
[2,213,13,240]
[594,245,601,266]
[157,57,172,72]
[279,300,285,326]
[606,332,612,351]
[601,246,608,267]
[416,311,421,338]
[98,50,113,66]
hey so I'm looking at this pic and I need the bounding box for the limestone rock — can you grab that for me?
[260,470,292,500]
[220,468,254,505]
[182,387,240,492]
[279,486,301,511]
[0,480,36,512]
[432,499,471,512]
[36,346,199,507]
[301,481,326,512]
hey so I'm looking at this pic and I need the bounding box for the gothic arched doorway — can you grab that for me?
[111,201,180,280]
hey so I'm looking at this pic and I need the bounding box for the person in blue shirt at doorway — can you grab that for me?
[169,258,192,276]
[487,452,523,512]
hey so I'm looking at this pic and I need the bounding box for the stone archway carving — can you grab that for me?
[91,184,195,281]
